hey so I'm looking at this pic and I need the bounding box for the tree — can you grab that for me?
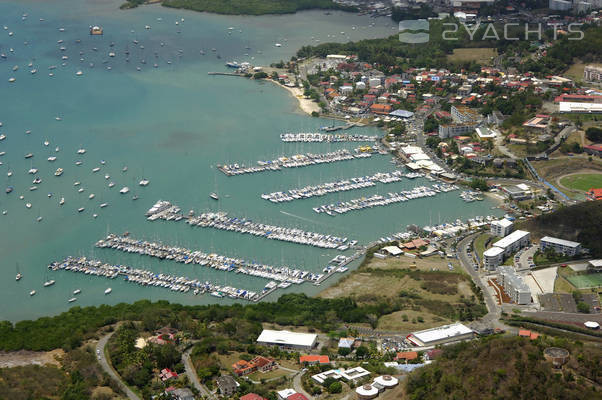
[585,127,602,142]
[356,346,369,359]
[328,381,343,394]
[338,347,351,356]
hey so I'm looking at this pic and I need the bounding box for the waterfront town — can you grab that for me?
[0,1,601,400]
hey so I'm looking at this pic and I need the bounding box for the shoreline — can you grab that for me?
[271,80,321,115]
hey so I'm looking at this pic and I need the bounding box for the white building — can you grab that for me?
[356,384,379,400]
[312,369,343,384]
[256,330,317,351]
[369,77,382,88]
[490,218,514,237]
[498,266,531,304]
[406,323,474,347]
[549,0,572,10]
[438,122,476,139]
[339,366,371,383]
[540,236,581,256]
[492,230,530,257]
[340,85,353,95]
[277,389,297,400]
[483,246,505,270]
[355,81,366,90]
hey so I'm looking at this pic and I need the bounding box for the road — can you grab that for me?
[96,332,141,400]
[182,348,215,399]
[457,234,502,328]
[292,370,313,400]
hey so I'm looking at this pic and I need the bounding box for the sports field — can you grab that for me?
[447,48,497,65]
[566,273,602,289]
[559,173,602,192]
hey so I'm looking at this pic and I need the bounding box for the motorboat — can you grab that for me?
[104,287,112,295]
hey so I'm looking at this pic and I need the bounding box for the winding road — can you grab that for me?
[96,332,141,400]
[182,348,215,399]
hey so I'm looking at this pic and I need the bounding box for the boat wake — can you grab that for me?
[279,210,326,226]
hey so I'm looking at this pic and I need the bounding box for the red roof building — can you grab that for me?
[587,188,602,201]
[395,351,418,361]
[241,394,266,400]
[160,368,178,381]
[287,394,309,400]
[299,355,330,365]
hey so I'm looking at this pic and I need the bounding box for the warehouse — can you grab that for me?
[256,330,317,351]
[406,323,474,347]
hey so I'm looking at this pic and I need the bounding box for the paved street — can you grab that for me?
[96,332,141,400]
[183,348,215,399]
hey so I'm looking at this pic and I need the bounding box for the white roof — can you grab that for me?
[493,230,530,249]
[257,330,317,347]
[584,321,600,329]
[277,389,296,399]
[492,218,513,228]
[340,366,370,381]
[589,260,602,267]
[374,375,399,387]
[483,246,504,257]
[312,369,342,384]
[356,384,378,396]
[540,236,580,248]
[411,322,473,345]
[382,245,403,256]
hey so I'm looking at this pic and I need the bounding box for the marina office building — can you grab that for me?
[490,218,514,237]
[256,330,317,352]
[498,266,531,304]
[540,236,582,256]
[483,230,530,269]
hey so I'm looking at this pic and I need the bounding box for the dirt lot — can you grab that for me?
[447,48,497,65]
[0,349,64,368]
[539,293,578,313]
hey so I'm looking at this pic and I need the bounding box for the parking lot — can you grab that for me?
[539,293,578,313]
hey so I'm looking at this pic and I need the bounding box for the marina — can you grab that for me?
[313,184,459,216]
[146,200,355,250]
[48,256,261,301]
[95,233,331,284]
[279,132,378,143]
[217,148,383,176]
[261,170,404,203]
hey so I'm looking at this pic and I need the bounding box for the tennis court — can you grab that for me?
[566,273,602,289]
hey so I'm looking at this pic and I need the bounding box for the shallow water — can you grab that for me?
[0,0,500,321]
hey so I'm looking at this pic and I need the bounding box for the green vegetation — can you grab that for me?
[0,294,408,352]
[0,365,66,400]
[520,200,602,257]
[469,178,489,191]
[504,315,602,339]
[406,336,601,400]
[158,0,355,15]
[586,126,602,142]
[566,273,602,289]
[560,173,602,192]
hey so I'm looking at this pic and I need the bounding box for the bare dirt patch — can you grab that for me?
[0,349,64,368]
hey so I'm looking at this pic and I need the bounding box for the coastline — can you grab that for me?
[271,80,321,115]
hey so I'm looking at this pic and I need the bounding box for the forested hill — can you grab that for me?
[295,22,602,75]
[406,336,601,400]
[521,200,602,257]
[123,0,356,14]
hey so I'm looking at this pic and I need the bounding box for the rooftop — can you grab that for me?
[483,246,504,257]
[410,322,473,345]
[540,236,581,248]
[257,330,317,347]
[492,230,530,249]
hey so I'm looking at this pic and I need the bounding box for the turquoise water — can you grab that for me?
[0,0,500,321]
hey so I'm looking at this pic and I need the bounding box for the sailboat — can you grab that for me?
[210,171,219,200]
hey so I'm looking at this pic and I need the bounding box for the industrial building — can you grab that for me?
[540,236,582,256]
[256,330,317,351]
[406,323,474,347]
[498,266,531,304]
[490,218,514,237]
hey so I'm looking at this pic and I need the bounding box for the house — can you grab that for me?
[233,356,277,376]
[241,394,266,400]
[425,349,443,360]
[216,375,239,396]
[338,337,355,349]
[160,368,178,382]
[277,389,297,400]
[370,104,392,115]
[584,144,602,157]
[395,351,418,362]
[299,355,330,365]
[287,394,309,400]
[518,330,540,340]
[339,366,371,383]
[170,388,194,400]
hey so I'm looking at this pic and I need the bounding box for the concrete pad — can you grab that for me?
[531,267,558,294]
[524,275,542,307]
[569,263,589,272]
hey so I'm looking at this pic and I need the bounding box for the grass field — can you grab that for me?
[447,48,497,65]
[566,273,602,289]
[564,61,602,82]
[559,173,602,192]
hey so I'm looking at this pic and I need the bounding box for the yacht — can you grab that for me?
[88,193,95,199]
[119,186,129,194]
[76,70,83,76]
[54,168,63,176]
[73,289,81,295]
[75,161,83,166]
[139,179,149,186]
[25,203,32,209]
[92,167,100,173]
[25,153,33,159]
[77,148,86,154]
[100,203,108,208]
[210,192,219,200]
[68,297,77,303]
[43,140,49,146]
[78,207,85,213]
[43,279,55,287]
[73,181,81,186]
[16,273,22,281]
[48,156,57,162]
[59,197,65,205]
[108,182,115,188]
[30,290,36,296]
[0,134,6,141]
[104,288,112,295]
[5,186,13,194]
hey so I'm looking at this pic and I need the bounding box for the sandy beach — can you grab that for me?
[273,81,321,115]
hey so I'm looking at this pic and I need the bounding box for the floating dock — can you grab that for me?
[261,170,404,203]
[280,132,377,143]
[146,200,356,250]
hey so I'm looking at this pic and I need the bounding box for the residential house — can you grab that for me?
[216,375,239,396]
